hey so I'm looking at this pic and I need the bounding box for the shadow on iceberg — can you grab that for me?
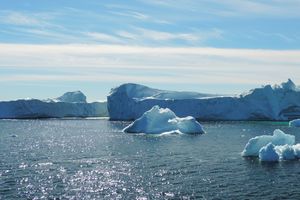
[123,105,205,135]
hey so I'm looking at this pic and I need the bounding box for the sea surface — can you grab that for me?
[1,119,300,199]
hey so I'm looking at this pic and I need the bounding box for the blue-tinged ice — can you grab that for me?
[275,145,296,160]
[289,119,300,127]
[123,105,205,134]
[0,91,108,119]
[259,143,280,162]
[108,79,300,121]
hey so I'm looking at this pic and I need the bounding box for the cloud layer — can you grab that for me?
[1,44,299,87]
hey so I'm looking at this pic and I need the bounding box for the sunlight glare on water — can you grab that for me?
[0,119,300,199]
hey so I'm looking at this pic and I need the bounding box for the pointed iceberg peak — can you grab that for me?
[280,79,296,91]
[56,91,87,103]
[272,79,297,91]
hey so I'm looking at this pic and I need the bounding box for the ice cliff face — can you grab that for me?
[107,79,300,121]
[0,91,108,119]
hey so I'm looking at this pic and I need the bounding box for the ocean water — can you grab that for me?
[0,119,300,199]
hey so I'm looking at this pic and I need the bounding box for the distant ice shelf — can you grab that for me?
[0,91,108,119]
[108,79,300,121]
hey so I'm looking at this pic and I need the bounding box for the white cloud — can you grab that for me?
[140,0,300,18]
[0,43,300,87]
[115,28,223,44]
[1,12,41,26]
[85,32,124,44]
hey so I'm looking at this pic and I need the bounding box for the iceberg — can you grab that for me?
[289,119,300,127]
[123,105,205,134]
[275,145,296,160]
[259,143,280,162]
[0,91,108,119]
[241,129,300,161]
[241,129,295,156]
[55,91,87,103]
[108,79,300,121]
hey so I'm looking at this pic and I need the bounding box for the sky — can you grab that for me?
[0,0,300,101]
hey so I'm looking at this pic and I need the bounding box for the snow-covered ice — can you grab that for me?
[241,129,295,157]
[108,79,300,121]
[289,119,300,127]
[123,105,205,134]
[55,91,87,103]
[0,91,108,119]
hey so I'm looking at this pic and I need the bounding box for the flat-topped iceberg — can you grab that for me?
[242,129,300,161]
[108,79,300,121]
[123,105,205,134]
[0,91,108,119]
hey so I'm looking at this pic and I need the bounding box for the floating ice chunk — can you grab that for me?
[289,119,300,127]
[123,105,205,134]
[259,143,279,162]
[293,144,300,158]
[275,145,296,160]
[241,129,295,156]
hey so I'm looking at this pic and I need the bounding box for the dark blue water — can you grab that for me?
[1,119,300,199]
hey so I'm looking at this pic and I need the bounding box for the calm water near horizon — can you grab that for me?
[1,119,300,199]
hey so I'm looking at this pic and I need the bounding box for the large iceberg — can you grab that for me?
[123,105,205,134]
[241,129,295,156]
[108,79,300,121]
[0,91,108,119]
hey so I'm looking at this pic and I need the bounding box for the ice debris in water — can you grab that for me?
[123,105,205,134]
[241,129,295,157]
[242,129,300,162]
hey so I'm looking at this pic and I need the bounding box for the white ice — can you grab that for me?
[55,91,87,103]
[123,105,205,134]
[242,129,300,161]
[241,129,295,157]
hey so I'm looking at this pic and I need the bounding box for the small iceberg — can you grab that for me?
[259,143,279,162]
[123,105,205,134]
[289,119,300,127]
[241,129,295,157]
[242,129,300,161]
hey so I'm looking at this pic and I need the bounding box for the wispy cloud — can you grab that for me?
[109,10,149,20]
[115,27,223,44]
[0,44,299,87]
[85,32,124,44]
[1,12,42,26]
[140,0,300,18]
[0,10,59,27]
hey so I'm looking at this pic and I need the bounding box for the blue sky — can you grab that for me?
[0,0,300,101]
